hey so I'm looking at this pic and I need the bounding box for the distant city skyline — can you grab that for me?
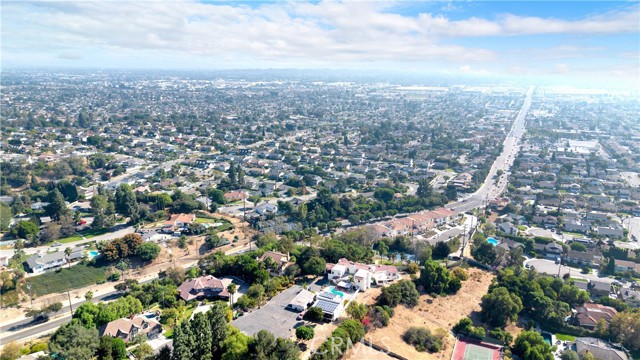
[2,1,638,90]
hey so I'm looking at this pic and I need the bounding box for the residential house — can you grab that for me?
[565,250,603,268]
[619,289,640,308]
[164,213,196,230]
[574,337,629,360]
[255,202,278,216]
[498,222,519,236]
[573,303,617,329]
[177,275,233,302]
[314,293,344,321]
[326,258,400,291]
[614,259,640,275]
[24,252,67,274]
[224,191,248,203]
[286,289,316,312]
[258,251,290,276]
[589,280,612,297]
[597,226,625,239]
[99,315,162,342]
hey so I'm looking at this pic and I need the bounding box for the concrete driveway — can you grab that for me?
[232,285,306,339]
[524,259,614,284]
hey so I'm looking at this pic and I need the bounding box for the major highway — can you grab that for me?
[446,86,534,213]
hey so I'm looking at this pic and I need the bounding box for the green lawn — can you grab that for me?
[555,334,575,341]
[56,229,109,244]
[27,263,107,296]
[570,277,588,283]
[195,217,234,232]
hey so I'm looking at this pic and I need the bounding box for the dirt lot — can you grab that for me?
[1,213,256,325]
[350,267,495,360]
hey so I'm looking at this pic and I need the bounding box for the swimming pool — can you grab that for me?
[541,332,552,346]
[327,286,345,298]
[88,250,100,257]
[487,237,498,246]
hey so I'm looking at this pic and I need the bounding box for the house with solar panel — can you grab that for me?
[313,288,348,321]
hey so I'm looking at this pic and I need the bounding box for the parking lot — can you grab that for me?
[232,284,305,339]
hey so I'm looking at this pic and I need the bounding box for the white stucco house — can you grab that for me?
[326,258,400,291]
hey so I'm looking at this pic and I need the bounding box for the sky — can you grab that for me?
[2,0,639,89]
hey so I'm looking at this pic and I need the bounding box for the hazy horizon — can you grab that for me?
[2,1,639,91]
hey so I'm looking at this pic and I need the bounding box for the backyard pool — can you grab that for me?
[487,237,499,246]
[88,250,100,258]
[327,286,346,298]
[541,332,553,346]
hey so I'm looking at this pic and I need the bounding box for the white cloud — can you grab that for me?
[0,0,637,90]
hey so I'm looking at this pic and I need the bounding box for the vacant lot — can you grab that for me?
[351,267,495,360]
[27,263,107,296]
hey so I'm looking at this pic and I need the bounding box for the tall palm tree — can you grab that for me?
[64,247,72,268]
[227,283,237,309]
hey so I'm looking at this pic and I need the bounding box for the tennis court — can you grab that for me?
[452,337,502,360]
[463,343,494,360]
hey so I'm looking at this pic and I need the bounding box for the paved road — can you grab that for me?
[0,242,254,344]
[19,225,135,256]
[446,86,533,213]
[524,259,615,284]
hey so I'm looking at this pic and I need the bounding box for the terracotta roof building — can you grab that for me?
[573,303,617,329]
[99,315,162,342]
[177,275,232,302]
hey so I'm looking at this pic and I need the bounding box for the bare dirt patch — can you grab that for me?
[351,267,495,360]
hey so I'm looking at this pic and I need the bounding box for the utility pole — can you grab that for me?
[67,289,73,315]
[26,283,33,309]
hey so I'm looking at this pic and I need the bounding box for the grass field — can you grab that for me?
[555,334,575,341]
[27,263,107,296]
[570,277,588,283]
[56,228,109,244]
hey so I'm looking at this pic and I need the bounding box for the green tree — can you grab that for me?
[512,330,553,360]
[133,343,153,359]
[97,336,114,360]
[49,322,99,360]
[191,312,213,360]
[416,178,433,199]
[207,188,227,205]
[112,338,127,360]
[480,287,523,327]
[377,240,389,261]
[374,188,395,203]
[138,242,161,261]
[296,326,315,341]
[0,203,12,231]
[305,306,324,322]
[227,283,237,307]
[560,349,579,360]
[115,184,139,222]
[608,310,640,351]
[303,256,326,276]
[11,221,38,239]
[46,188,69,222]
[346,301,368,321]
[220,326,250,360]
[379,280,419,308]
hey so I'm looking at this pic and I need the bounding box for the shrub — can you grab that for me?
[296,326,315,341]
[451,267,469,281]
[407,262,420,274]
[379,280,419,308]
[402,327,443,353]
[305,306,324,322]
